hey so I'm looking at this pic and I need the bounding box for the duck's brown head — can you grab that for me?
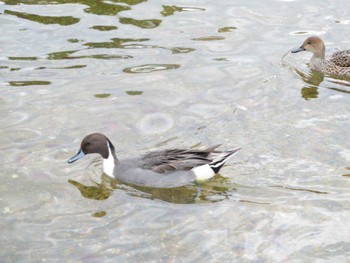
[291,36,326,58]
[68,133,114,163]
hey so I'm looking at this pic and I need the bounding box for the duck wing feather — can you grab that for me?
[141,144,221,174]
[330,50,350,67]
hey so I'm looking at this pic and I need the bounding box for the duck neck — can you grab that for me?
[310,55,322,66]
[313,45,326,60]
[103,139,118,178]
[310,50,326,69]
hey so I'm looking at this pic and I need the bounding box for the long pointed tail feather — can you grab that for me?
[209,147,241,173]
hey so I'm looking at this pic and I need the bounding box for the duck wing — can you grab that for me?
[141,145,221,173]
[330,50,350,67]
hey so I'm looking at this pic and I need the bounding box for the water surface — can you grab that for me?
[1,0,350,261]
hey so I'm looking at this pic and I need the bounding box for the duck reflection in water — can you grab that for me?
[68,173,237,204]
[293,68,324,100]
[293,67,350,99]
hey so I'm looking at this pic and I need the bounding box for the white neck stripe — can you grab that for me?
[103,142,115,178]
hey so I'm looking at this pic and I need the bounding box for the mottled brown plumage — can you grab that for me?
[330,50,350,67]
[292,36,350,76]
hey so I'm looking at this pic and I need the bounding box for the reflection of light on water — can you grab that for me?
[169,47,195,54]
[125,90,143,96]
[90,25,118,31]
[218,26,237,33]
[290,30,326,35]
[3,0,350,260]
[161,5,205,17]
[123,64,180,73]
[270,185,329,195]
[92,211,107,217]
[334,20,350,24]
[192,36,225,41]
[8,80,51,86]
[119,17,161,29]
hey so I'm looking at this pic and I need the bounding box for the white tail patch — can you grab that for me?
[103,142,115,178]
[192,164,215,182]
[192,147,241,183]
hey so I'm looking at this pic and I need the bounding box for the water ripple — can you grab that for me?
[8,80,51,86]
[4,9,79,26]
[90,25,118,31]
[136,113,174,134]
[46,49,132,60]
[161,5,206,16]
[218,26,238,32]
[123,64,180,73]
[119,17,162,29]
[192,36,225,41]
[84,38,150,49]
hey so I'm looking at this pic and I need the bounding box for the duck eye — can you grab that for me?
[307,42,311,45]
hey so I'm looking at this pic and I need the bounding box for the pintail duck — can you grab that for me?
[67,133,241,188]
[291,36,350,76]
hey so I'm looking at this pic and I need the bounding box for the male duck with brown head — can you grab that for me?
[291,36,350,76]
[68,133,241,188]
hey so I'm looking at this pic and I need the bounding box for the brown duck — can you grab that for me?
[292,36,350,76]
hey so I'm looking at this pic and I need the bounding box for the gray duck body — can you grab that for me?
[113,157,197,188]
[68,133,240,188]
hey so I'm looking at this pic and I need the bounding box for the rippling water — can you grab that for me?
[1,0,350,261]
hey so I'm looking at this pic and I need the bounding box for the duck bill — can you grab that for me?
[291,46,305,53]
[68,149,85,164]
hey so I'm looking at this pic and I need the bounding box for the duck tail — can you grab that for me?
[209,147,241,174]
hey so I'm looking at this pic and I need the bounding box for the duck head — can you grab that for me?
[68,133,113,163]
[291,36,326,59]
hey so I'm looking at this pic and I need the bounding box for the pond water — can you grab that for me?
[1,0,350,261]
